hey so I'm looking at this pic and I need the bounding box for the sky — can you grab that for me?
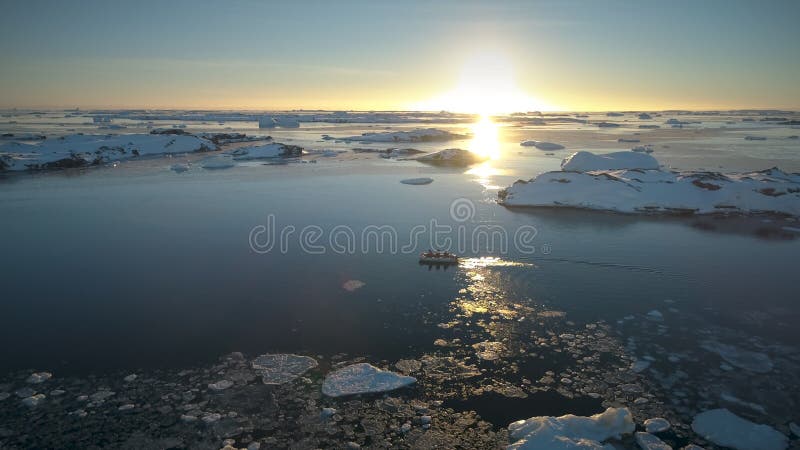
[1,0,799,112]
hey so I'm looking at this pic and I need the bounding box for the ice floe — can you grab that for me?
[0,133,214,171]
[700,341,773,373]
[507,407,634,449]
[338,128,467,143]
[322,363,416,397]
[400,177,433,185]
[342,279,366,291]
[251,354,318,385]
[634,432,671,450]
[227,143,303,160]
[643,417,670,433]
[499,152,800,217]
[691,409,787,450]
[21,394,46,407]
[415,148,487,166]
[26,372,53,384]
[520,140,565,150]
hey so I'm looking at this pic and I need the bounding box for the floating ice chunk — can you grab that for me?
[200,155,235,169]
[170,163,190,173]
[561,151,659,172]
[744,135,767,141]
[322,363,416,397]
[646,310,664,321]
[228,143,302,160]
[339,128,467,143]
[520,140,565,150]
[400,177,434,185]
[26,372,53,384]
[691,409,787,450]
[342,280,366,291]
[201,412,222,424]
[251,354,318,385]
[644,418,671,433]
[21,394,46,407]
[507,407,635,449]
[123,374,138,382]
[789,422,800,437]
[635,432,671,450]
[632,360,651,373]
[258,115,299,128]
[208,380,234,391]
[472,341,506,361]
[499,155,800,217]
[415,148,487,166]
[701,341,773,373]
[638,113,653,120]
[321,407,337,419]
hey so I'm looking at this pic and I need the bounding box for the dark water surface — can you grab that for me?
[1,161,798,376]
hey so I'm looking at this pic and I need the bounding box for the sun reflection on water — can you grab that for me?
[468,116,501,160]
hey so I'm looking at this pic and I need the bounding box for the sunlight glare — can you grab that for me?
[468,115,501,160]
[415,50,550,114]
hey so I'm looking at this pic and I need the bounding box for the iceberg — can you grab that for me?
[562,151,659,172]
[520,140,565,150]
[227,143,303,160]
[499,152,800,217]
[691,409,787,450]
[415,148,487,166]
[0,134,214,172]
[258,115,300,129]
[338,128,467,143]
[507,407,634,449]
[322,363,416,397]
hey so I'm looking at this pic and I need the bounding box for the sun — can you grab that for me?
[415,50,550,115]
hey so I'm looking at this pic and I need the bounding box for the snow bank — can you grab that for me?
[322,363,416,397]
[339,128,467,143]
[500,152,800,217]
[0,134,214,171]
[227,143,303,160]
[507,407,634,449]
[251,354,318,385]
[520,140,565,150]
[561,151,659,172]
[415,148,487,166]
[691,409,787,450]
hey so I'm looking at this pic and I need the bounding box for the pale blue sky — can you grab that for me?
[1,0,798,110]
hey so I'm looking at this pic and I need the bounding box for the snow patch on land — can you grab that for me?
[507,407,634,449]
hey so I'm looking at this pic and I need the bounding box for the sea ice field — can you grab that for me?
[1,109,799,449]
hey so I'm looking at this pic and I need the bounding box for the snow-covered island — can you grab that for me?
[335,128,468,143]
[0,133,215,171]
[499,151,800,217]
